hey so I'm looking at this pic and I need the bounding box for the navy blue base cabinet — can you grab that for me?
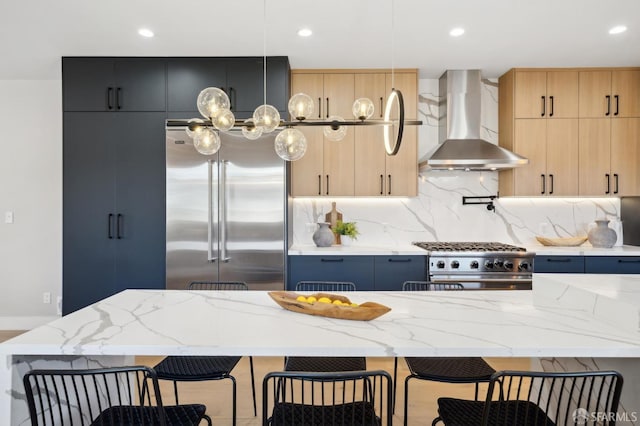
[534,256,585,273]
[288,255,427,291]
[585,256,640,274]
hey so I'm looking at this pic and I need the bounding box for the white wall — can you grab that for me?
[0,80,62,328]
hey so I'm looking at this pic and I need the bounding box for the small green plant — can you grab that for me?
[333,220,359,239]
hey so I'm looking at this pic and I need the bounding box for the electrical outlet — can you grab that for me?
[56,296,63,315]
[43,292,51,304]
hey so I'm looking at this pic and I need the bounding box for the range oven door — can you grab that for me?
[429,273,532,290]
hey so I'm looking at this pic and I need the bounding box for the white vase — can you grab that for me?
[341,235,354,246]
[587,219,617,248]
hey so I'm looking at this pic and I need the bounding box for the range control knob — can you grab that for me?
[451,260,460,269]
[494,259,504,268]
[504,260,514,270]
[484,260,494,269]
[518,262,530,271]
[436,261,446,269]
[470,260,479,269]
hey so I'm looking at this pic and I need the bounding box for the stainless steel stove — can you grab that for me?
[412,242,534,290]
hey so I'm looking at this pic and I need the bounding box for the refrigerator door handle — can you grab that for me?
[207,160,218,263]
[220,160,231,262]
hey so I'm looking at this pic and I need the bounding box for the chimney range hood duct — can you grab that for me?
[421,70,528,171]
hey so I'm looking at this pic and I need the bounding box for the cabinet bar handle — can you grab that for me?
[320,258,344,262]
[618,259,640,263]
[107,87,114,110]
[541,174,546,194]
[549,96,554,117]
[116,214,123,239]
[326,97,329,118]
[614,174,619,194]
[614,95,619,116]
[605,95,611,116]
[318,174,322,195]
[318,97,321,118]
[379,97,383,117]
[605,174,610,194]
[326,175,329,195]
[549,174,554,195]
[541,96,546,117]
[388,258,412,263]
[116,87,122,110]
[388,174,392,195]
[547,258,571,263]
[108,214,114,239]
[380,174,384,195]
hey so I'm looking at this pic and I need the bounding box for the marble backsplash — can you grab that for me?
[291,77,622,248]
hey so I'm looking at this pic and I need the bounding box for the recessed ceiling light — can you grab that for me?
[138,28,154,38]
[449,27,465,37]
[297,28,313,37]
[609,25,627,35]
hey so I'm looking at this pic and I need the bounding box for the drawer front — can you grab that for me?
[288,256,374,291]
[585,256,640,274]
[534,256,585,273]
[374,256,427,290]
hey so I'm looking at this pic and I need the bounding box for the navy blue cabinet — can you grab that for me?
[288,256,375,290]
[585,256,640,274]
[373,256,426,290]
[534,256,585,273]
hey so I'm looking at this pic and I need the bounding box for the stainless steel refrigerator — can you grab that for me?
[166,126,286,290]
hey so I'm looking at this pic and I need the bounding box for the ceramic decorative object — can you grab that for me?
[587,219,617,248]
[341,235,354,246]
[312,222,334,247]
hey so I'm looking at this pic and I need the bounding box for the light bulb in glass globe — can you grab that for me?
[275,128,307,161]
[323,115,347,141]
[196,87,230,119]
[288,93,314,120]
[253,104,281,133]
[186,118,205,138]
[211,108,235,132]
[193,128,221,155]
[352,98,375,120]
[241,118,264,140]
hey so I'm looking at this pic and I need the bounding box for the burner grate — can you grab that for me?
[412,242,526,252]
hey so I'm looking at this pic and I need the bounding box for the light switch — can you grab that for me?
[4,211,13,224]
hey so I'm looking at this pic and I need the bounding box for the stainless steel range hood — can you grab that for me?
[421,70,528,171]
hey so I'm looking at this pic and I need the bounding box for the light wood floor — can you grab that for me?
[2,330,530,425]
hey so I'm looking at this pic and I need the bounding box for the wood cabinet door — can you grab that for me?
[291,73,324,120]
[323,131,355,196]
[578,119,611,195]
[514,72,547,118]
[514,120,548,195]
[579,71,612,118]
[323,74,355,119]
[386,73,417,118]
[546,71,579,118]
[385,126,418,196]
[291,127,324,196]
[546,119,579,195]
[354,127,386,196]
[355,73,386,119]
[611,118,640,196]
[612,70,640,118]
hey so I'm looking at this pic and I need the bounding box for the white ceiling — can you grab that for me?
[1,0,639,80]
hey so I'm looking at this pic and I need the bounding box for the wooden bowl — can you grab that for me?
[268,291,391,321]
[535,236,588,247]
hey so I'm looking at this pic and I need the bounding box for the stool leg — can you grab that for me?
[229,375,237,426]
[173,380,179,405]
[404,375,412,426]
[249,356,257,416]
[393,357,398,414]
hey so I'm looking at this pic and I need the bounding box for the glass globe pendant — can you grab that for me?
[253,104,281,133]
[323,115,347,141]
[186,118,205,138]
[275,128,307,161]
[211,108,235,132]
[352,98,375,120]
[193,128,221,155]
[197,87,230,119]
[288,93,314,120]
[241,118,264,140]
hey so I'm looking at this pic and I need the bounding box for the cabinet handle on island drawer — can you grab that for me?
[388,258,411,263]
[541,96,546,117]
[320,258,344,262]
[618,259,640,263]
[547,258,571,263]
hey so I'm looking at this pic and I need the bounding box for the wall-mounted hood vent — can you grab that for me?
[420,70,528,171]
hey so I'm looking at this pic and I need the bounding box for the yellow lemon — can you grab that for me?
[318,297,332,304]
[296,295,307,303]
[306,296,317,304]
[332,299,343,305]
[350,303,359,307]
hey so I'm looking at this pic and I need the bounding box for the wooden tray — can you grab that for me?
[268,291,391,321]
[536,236,588,246]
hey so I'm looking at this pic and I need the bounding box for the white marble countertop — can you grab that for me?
[3,274,640,358]
[289,243,640,256]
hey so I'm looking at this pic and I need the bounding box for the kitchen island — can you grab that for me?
[2,274,640,425]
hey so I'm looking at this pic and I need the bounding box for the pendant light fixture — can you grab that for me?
[181,0,420,160]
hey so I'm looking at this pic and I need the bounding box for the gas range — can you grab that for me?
[412,242,535,290]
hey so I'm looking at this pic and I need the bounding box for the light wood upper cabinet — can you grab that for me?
[323,74,355,119]
[290,73,324,120]
[578,119,612,196]
[580,70,640,118]
[514,71,578,119]
[611,118,640,196]
[354,73,386,119]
